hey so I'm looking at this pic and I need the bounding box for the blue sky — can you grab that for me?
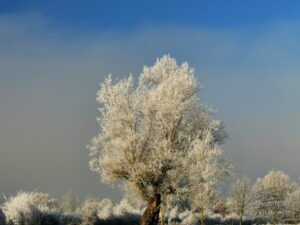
[1,1,300,202]
[2,0,300,31]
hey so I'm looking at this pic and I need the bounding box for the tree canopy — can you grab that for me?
[87,55,231,225]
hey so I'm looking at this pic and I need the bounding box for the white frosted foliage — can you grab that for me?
[2,191,58,225]
[88,55,231,206]
[286,189,300,218]
[251,170,298,223]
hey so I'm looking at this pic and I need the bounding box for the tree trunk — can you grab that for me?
[160,204,165,225]
[140,194,161,225]
[239,213,243,225]
[200,208,205,225]
[271,215,277,225]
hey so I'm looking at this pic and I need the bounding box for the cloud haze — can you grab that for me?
[1,12,300,201]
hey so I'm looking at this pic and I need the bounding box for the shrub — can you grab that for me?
[31,192,58,211]
[77,198,113,220]
[77,197,141,225]
[112,198,142,216]
[60,191,79,214]
[2,191,61,225]
[2,191,42,225]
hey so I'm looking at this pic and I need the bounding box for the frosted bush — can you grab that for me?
[121,191,146,212]
[77,197,143,225]
[286,189,300,219]
[165,209,199,225]
[2,191,42,225]
[97,199,113,219]
[113,198,142,216]
[76,199,98,217]
[31,192,59,211]
[2,191,61,225]
[179,210,197,225]
[60,191,79,214]
[168,206,179,224]
[77,198,113,220]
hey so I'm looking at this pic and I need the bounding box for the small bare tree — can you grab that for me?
[227,176,251,225]
[60,190,79,213]
[88,55,231,225]
[191,184,219,225]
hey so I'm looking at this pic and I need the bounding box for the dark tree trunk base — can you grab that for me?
[140,195,161,225]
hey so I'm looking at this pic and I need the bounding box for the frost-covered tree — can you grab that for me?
[60,190,79,214]
[88,55,231,225]
[286,189,300,223]
[251,170,297,224]
[227,176,251,225]
[190,184,219,225]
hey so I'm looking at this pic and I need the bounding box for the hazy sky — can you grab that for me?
[1,1,300,202]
